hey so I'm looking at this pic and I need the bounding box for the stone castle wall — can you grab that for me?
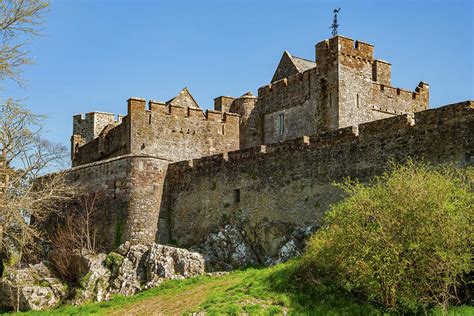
[63,35,469,258]
[127,98,240,162]
[67,155,168,249]
[160,102,473,257]
[242,36,429,149]
[72,98,240,166]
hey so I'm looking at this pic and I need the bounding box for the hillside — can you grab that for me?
[9,260,473,316]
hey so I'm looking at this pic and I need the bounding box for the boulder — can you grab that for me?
[0,262,67,312]
[195,224,258,271]
[71,252,112,304]
[108,243,205,295]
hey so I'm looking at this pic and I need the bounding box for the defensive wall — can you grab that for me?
[63,35,467,257]
[67,154,168,250]
[72,97,240,166]
[160,101,473,257]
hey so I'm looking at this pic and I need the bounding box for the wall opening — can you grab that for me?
[221,125,225,135]
[356,94,360,108]
[233,189,241,203]
[278,113,285,135]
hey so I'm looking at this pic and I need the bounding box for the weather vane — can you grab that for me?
[331,8,341,37]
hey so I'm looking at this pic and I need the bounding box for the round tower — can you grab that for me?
[230,92,260,149]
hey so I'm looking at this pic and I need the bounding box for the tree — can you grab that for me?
[0,100,75,264]
[0,0,49,84]
[0,1,55,264]
[49,193,102,282]
[301,161,473,312]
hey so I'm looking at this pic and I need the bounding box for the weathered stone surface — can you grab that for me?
[195,223,319,271]
[96,243,204,298]
[71,253,112,304]
[0,244,205,311]
[0,262,67,312]
[195,224,258,271]
[166,102,473,255]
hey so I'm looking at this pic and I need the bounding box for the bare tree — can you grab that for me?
[49,193,102,282]
[0,0,49,85]
[0,100,76,264]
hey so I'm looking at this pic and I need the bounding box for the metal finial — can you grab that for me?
[330,8,341,37]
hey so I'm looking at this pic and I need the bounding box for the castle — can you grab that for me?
[68,35,473,257]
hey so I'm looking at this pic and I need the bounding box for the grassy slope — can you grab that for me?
[8,260,474,316]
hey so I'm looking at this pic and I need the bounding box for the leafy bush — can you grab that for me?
[301,161,473,312]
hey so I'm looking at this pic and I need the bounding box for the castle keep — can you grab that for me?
[68,36,473,256]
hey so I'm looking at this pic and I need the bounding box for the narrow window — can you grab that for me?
[329,93,332,106]
[114,181,120,199]
[148,113,152,124]
[221,125,225,135]
[233,189,240,203]
[278,113,285,135]
[356,94,360,108]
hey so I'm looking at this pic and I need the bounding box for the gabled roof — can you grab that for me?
[166,87,200,109]
[271,51,316,83]
[292,56,316,73]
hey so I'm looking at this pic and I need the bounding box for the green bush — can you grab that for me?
[301,161,473,312]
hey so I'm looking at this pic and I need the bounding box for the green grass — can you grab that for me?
[4,260,473,315]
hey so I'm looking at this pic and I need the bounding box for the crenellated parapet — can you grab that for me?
[163,101,473,248]
[71,92,241,167]
[257,68,315,113]
[127,97,240,123]
[167,101,473,177]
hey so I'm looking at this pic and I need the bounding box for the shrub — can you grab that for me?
[301,161,473,312]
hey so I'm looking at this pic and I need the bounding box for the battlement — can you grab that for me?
[315,35,374,63]
[374,81,428,101]
[167,101,473,174]
[72,110,123,157]
[257,68,314,113]
[127,97,239,124]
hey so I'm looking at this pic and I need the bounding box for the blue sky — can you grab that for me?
[4,0,473,147]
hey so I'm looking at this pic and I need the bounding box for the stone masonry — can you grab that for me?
[66,35,472,254]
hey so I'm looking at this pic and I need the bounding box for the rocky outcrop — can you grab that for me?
[0,243,205,311]
[71,243,205,304]
[195,223,318,271]
[0,262,68,311]
[194,224,258,271]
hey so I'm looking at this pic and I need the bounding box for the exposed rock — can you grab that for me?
[196,223,319,270]
[194,224,258,271]
[108,243,205,295]
[0,262,67,312]
[0,243,205,311]
[108,243,148,296]
[71,252,112,304]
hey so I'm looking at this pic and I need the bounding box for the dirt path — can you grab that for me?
[105,278,239,316]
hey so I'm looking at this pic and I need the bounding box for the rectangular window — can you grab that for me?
[356,94,360,108]
[278,113,285,135]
